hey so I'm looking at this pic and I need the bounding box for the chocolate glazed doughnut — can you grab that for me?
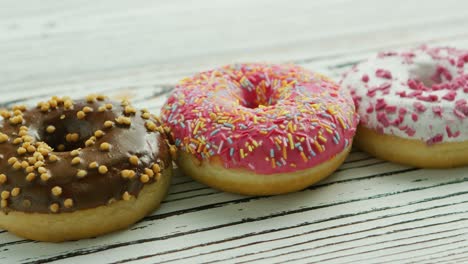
[0,95,175,242]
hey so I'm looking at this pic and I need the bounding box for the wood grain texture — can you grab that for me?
[0,0,467,263]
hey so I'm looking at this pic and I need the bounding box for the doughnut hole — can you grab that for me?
[408,61,457,89]
[38,118,94,152]
[236,77,284,109]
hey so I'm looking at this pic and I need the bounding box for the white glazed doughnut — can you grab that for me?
[341,46,468,168]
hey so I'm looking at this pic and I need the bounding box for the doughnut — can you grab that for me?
[341,46,468,168]
[0,95,175,242]
[162,64,358,195]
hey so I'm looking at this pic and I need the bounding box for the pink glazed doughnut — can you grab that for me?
[341,46,468,168]
[162,64,358,195]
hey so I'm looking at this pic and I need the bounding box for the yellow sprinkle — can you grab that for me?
[40,173,51,182]
[76,170,87,178]
[88,161,99,169]
[98,165,108,174]
[64,198,74,208]
[321,123,333,132]
[1,190,10,200]
[314,141,323,153]
[100,142,111,151]
[318,135,327,143]
[193,121,201,135]
[240,148,245,159]
[0,174,6,184]
[11,187,20,197]
[17,147,27,155]
[287,133,294,150]
[77,111,86,119]
[122,191,132,201]
[7,157,17,165]
[51,186,62,196]
[300,152,308,162]
[337,116,346,129]
[129,155,139,166]
[140,174,150,183]
[46,125,56,134]
[71,157,81,165]
[252,140,259,147]
[288,122,294,133]
[49,203,59,213]
[275,137,282,145]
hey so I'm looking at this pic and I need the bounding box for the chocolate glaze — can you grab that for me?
[0,97,171,214]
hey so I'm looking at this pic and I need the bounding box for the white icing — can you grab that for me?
[340,47,468,143]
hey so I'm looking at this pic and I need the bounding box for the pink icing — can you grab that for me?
[362,74,369,83]
[376,69,392,79]
[162,64,358,174]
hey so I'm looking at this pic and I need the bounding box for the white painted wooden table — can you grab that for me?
[1,1,468,263]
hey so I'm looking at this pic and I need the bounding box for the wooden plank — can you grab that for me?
[1,0,468,91]
[0,165,466,263]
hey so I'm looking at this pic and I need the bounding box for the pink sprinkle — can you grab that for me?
[411,113,419,122]
[402,52,416,63]
[413,102,427,112]
[380,82,392,91]
[385,105,397,113]
[449,58,456,66]
[446,126,461,138]
[391,116,404,126]
[366,104,374,113]
[457,53,468,67]
[416,94,438,102]
[375,98,387,111]
[446,126,453,137]
[399,107,408,115]
[456,99,467,107]
[366,90,376,98]
[426,134,443,145]
[377,112,390,127]
[396,90,407,98]
[408,79,424,90]
[432,106,443,117]
[408,90,423,98]
[454,109,466,119]
[431,66,453,83]
[442,91,457,101]
[406,127,416,137]
[455,100,468,118]
[352,96,362,108]
[376,69,392,79]
[462,53,468,62]
[378,51,398,58]
[362,74,369,83]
